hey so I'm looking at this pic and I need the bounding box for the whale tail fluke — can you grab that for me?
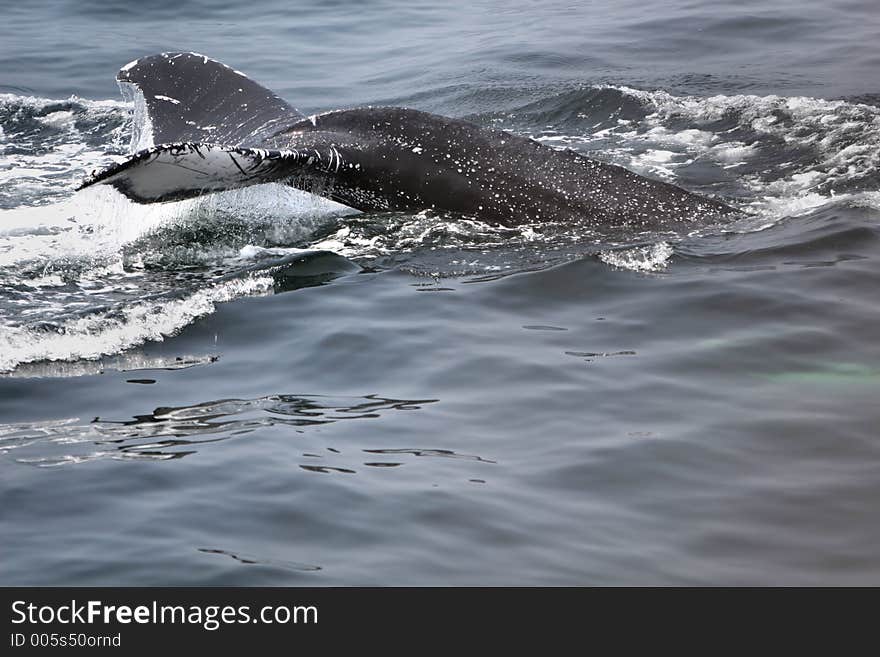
[81,53,348,204]
[117,52,303,148]
[77,143,317,203]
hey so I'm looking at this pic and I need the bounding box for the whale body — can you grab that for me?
[79,52,735,228]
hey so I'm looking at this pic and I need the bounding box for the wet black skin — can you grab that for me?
[262,107,735,228]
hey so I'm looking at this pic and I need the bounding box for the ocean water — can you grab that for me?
[2,0,880,585]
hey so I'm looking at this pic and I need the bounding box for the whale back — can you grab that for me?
[81,53,736,226]
[117,52,303,148]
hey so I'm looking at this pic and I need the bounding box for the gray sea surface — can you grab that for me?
[2,0,880,584]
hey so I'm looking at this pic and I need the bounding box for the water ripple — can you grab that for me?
[2,393,439,466]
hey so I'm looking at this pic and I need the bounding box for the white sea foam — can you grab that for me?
[616,86,880,193]
[599,242,674,272]
[0,275,272,372]
[562,86,880,234]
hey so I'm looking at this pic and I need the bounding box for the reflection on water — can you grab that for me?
[363,448,496,463]
[1,394,440,467]
[196,548,322,572]
[1,354,220,379]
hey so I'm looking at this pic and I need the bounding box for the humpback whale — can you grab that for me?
[79,52,735,227]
